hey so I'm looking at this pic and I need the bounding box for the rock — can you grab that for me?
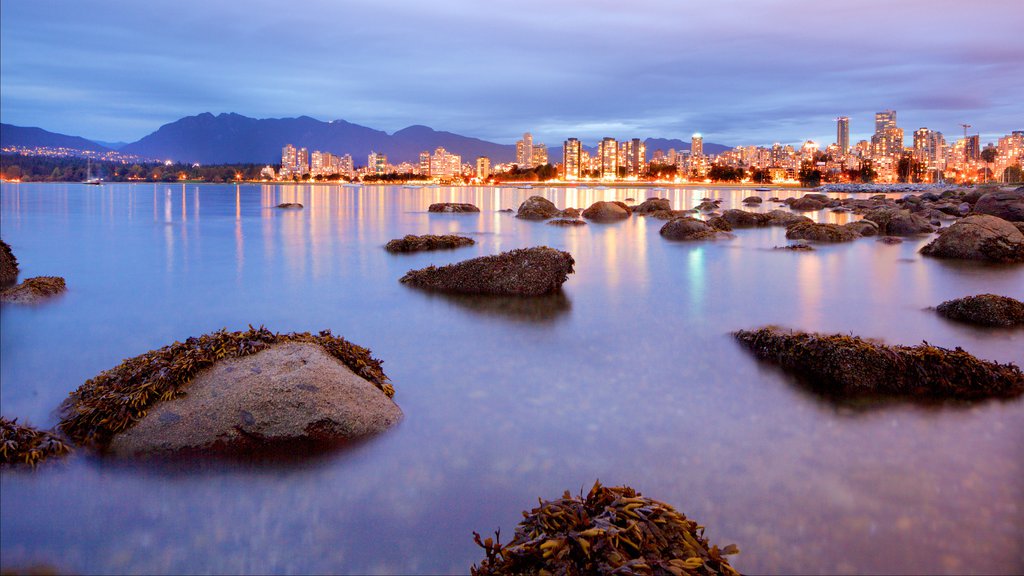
[695,200,719,211]
[498,208,514,213]
[962,189,985,204]
[582,201,630,221]
[632,197,671,214]
[624,197,635,202]
[385,234,475,253]
[920,214,1024,263]
[659,217,730,241]
[878,236,904,244]
[0,276,66,304]
[843,220,879,237]
[276,203,303,209]
[470,481,739,576]
[428,202,480,213]
[720,209,770,228]
[935,294,1024,327]
[646,209,694,220]
[0,239,17,286]
[547,218,586,227]
[516,196,559,220]
[742,196,763,204]
[706,216,732,231]
[59,327,398,455]
[1016,222,1024,235]
[400,247,574,296]
[0,417,72,467]
[775,244,814,251]
[558,207,580,218]
[785,222,859,243]
[765,210,812,227]
[734,327,1024,399]
[863,208,935,235]
[790,196,827,211]
[973,190,1024,222]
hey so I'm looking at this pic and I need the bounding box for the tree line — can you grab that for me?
[1,156,267,183]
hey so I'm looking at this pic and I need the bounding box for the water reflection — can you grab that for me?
[417,291,572,323]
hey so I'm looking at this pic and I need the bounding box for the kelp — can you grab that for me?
[58,326,392,448]
[734,327,1024,399]
[471,481,740,576]
[936,294,1024,327]
[0,417,72,467]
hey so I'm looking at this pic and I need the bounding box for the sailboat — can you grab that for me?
[84,158,102,185]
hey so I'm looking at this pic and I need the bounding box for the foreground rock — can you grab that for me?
[428,202,480,213]
[516,196,559,220]
[582,201,631,221]
[785,222,860,243]
[920,214,1024,263]
[862,208,935,235]
[632,197,671,214]
[0,276,67,304]
[659,217,731,241]
[734,327,1024,399]
[59,327,399,456]
[972,190,1024,222]
[0,239,17,286]
[385,234,475,253]
[0,417,72,467]
[276,203,303,209]
[936,294,1024,327]
[400,247,574,296]
[471,481,739,576]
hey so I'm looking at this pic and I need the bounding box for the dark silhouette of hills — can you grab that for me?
[643,138,730,155]
[1,123,111,152]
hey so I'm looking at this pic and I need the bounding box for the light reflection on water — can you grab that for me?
[1,183,1022,575]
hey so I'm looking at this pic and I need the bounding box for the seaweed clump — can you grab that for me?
[385,234,475,253]
[936,294,1024,327]
[471,481,740,576]
[734,327,1024,399]
[58,326,392,448]
[1,417,72,467]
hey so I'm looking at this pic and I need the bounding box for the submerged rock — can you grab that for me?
[734,327,1024,399]
[400,247,574,296]
[878,236,904,244]
[385,234,475,253]
[742,195,763,204]
[516,196,560,220]
[59,327,398,455]
[428,202,481,213]
[0,417,72,467]
[0,276,67,304]
[720,209,770,228]
[972,190,1024,222]
[706,216,732,231]
[764,210,812,227]
[582,201,630,221]
[919,214,1024,263]
[659,217,729,241]
[276,203,303,209]
[547,218,586,227]
[935,294,1024,327]
[863,208,935,235]
[843,220,879,237]
[785,222,859,243]
[558,207,581,218]
[695,200,719,211]
[632,197,671,214]
[0,239,17,286]
[790,196,827,211]
[470,481,740,576]
[647,209,695,220]
[775,243,814,251]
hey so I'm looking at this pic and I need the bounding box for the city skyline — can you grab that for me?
[1,0,1021,147]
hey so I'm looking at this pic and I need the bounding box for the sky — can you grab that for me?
[1,0,1022,148]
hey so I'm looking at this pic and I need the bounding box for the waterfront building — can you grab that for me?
[836,116,850,153]
[297,148,310,175]
[418,151,431,176]
[871,110,903,158]
[516,132,534,168]
[368,151,387,175]
[339,154,354,177]
[965,135,980,161]
[476,156,491,180]
[429,147,461,177]
[280,144,298,176]
[622,138,646,176]
[562,138,582,180]
[598,137,618,179]
[691,133,704,158]
[531,143,548,166]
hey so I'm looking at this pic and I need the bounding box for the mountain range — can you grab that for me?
[1,113,729,165]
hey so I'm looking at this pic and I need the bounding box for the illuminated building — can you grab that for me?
[476,156,491,180]
[429,147,461,177]
[531,143,548,166]
[280,144,297,176]
[598,137,618,178]
[368,151,387,174]
[516,132,534,168]
[562,138,582,180]
[419,151,431,176]
[836,117,850,154]
[871,110,903,158]
[691,133,703,157]
[622,138,646,176]
[297,148,309,175]
[965,135,980,161]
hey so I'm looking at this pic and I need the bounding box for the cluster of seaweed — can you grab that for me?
[471,481,739,576]
[936,294,1024,327]
[58,326,392,448]
[1,417,72,467]
[733,327,1024,399]
[385,234,475,253]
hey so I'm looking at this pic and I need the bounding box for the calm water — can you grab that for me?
[1,183,1022,575]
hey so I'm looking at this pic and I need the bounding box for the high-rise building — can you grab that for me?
[562,138,582,180]
[598,137,618,178]
[875,110,897,132]
[280,144,297,176]
[531,143,548,166]
[339,154,354,177]
[871,110,903,158]
[297,148,309,175]
[368,152,387,174]
[476,157,491,180]
[429,147,461,177]
[516,132,534,168]
[691,133,704,158]
[622,138,647,176]
[836,117,850,154]
[965,135,980,161]
[418,151,431,176]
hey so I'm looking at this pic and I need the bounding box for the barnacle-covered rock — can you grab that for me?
[972,190,1024,222]
[0,276,66,304]
[582,201,631,221]
[764,210,812,227]
[632,197,672,214]
[789,196,827,211]
[547,218,586,227]
[920,214,1024,263]
[862,208,935,235]
[276,203,303,209]
[719,209,770,228]
[0,417,72,467]
[400,247,574,296]
[385,234,475,253]
[774,244,814,251]
[58,327,399,456]
[843,220,879,237]
[0,239,17,286]
[785,222,859,243]
[742,196,763,204]
[428,202,480,213]
[734,327,1024,399]
[516,196,560,220]
[471,481,740,576]
[659,217,730,241]
[935,294,1024,327]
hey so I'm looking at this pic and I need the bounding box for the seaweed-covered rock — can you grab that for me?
[0,417,72,467]
[276,203,303,209]
[385,234,475,253]
[547,218,586,227]
[558,208,581,218]
[582,201,630,221]
[720,209,770,228]
[400,247,574,296]
[785,222,859,243]
[695,200,719,211]
[633,197,671,214]
[706,216,732,231]
[659,217,728,241]
[647,209,696,220]
[428,202,481,213]
[471,481,739,576]
[920,214,1024,263]
[878,236,904,244]
[59,327,397,453]
[775,244,814,251]
[973,190,1024,222]
[734,327,1024,399]
[0,276,66,304]
[0,239,17,286]
[790,196,827,211]
[863,208,935,235]
[935,294,1024,327]
[742,196,763,204]
[843,220,879,237]
[765,210,812,227]
[516,196,560,220]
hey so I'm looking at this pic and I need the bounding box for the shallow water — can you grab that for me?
[1,183,1022,575]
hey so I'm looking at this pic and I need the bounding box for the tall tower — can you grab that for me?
[516,133,534,167]
[691,133,704,158]
[836,117,850,154]
[562,138,581,180]
[598,137,618,178]
[875,110,897,133]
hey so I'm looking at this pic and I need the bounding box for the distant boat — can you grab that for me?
[83,159,101,185]
[516,184,533,189]
[754,187,771,192]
